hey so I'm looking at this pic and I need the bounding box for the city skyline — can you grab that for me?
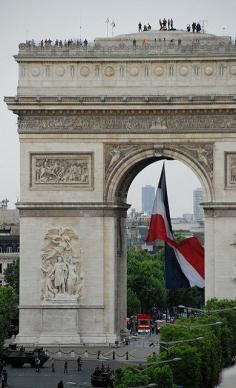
[127,160,202,217]
[0,0,235,215]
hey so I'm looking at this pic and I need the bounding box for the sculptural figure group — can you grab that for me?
[40,227,83,300]
[35,158,89,184]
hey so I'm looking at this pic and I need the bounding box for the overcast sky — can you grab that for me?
[0,0,235,216]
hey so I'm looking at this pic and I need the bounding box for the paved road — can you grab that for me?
[4,334,160,387]
[5,360,115,388]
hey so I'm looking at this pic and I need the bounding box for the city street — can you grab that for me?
[4,335,159,387]
[5,360,114,388]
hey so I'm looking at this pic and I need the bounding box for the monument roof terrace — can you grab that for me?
[16,30,236,60]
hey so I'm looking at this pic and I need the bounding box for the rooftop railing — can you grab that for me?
[17,39,236,59]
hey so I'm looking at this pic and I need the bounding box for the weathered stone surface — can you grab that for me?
[17,112,236,134]
[5,30,236,346]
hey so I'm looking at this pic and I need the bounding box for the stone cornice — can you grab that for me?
[18,202,130,217]
[203,202,236,217]
[14,54,236,62]
[5,94,236,109]
[19,305,104,309]
[5,95,236,116]
[18,202,129,210]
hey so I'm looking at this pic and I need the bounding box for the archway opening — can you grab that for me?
[122,158,205,327]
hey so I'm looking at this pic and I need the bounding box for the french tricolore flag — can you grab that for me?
[146,164,205,288]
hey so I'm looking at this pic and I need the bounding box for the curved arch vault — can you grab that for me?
[5,30,236,345]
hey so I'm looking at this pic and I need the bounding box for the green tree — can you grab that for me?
[205,298,236,366]
[167,286,204,309]
[127,247,205,314]
[152,365,175,388]
[127,248,166,312]
[127,288,141,316]
[158,315,225,387]
[115,365,149,388]
[159,346,201,388]
[4,259,19,295]
[0,286,18,352]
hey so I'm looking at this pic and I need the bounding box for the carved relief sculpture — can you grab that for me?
[180,144,214,180]
[31,153,93,189]
[40,227,83,302]
[105,144,142,176]
[225,153,236,189]
[18,113,236,134]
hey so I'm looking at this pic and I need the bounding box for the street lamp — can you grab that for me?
[168,321,223,329]
[147,358,181,366]
[178,305,236,315]
[159,337,204,357]
[132,357,182,372]
[160,337,204,347]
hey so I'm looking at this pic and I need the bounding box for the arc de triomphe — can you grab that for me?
[5,30,236,345]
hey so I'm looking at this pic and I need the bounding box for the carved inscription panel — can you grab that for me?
[31,153,93,190]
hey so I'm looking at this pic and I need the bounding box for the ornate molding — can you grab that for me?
[6,94,236,105]
[30,153,93,190]
[105,142,213,179]
[104,142,214,201]
[18,112,236,134]
[14,59,236,83]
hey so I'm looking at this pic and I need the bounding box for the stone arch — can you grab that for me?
[105,143,213,203]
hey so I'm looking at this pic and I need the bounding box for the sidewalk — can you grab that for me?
[41,334,160,362]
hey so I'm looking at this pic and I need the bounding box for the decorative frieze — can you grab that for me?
[18,61,236,81]
[31,153,93,190]
[18,113,236,134]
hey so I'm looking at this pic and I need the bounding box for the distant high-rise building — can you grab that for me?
[142,185,155,214]
[182,213,194,223]
[193,188,204,222]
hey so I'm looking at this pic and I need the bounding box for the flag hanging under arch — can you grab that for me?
[146,164,205,288]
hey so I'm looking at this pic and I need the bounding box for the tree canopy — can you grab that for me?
[127,248,204,316]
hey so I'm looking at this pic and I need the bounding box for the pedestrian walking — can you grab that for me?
[51,358,55,372]
[58,381,64,388]
[1,374,5,388]
[2,369,7,386]
[77,356,82,371]
[35,357,40,372]
[138,22,142,32]
[64,360,68,374]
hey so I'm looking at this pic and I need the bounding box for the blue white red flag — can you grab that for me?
[146,164,205,288]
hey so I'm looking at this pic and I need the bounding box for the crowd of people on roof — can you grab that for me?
[24,38,88,48]
[138,18,203,34]
[187,22,202,33]
[138,18,175,32]
[23,19,205,51]
[138,22,152,32]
